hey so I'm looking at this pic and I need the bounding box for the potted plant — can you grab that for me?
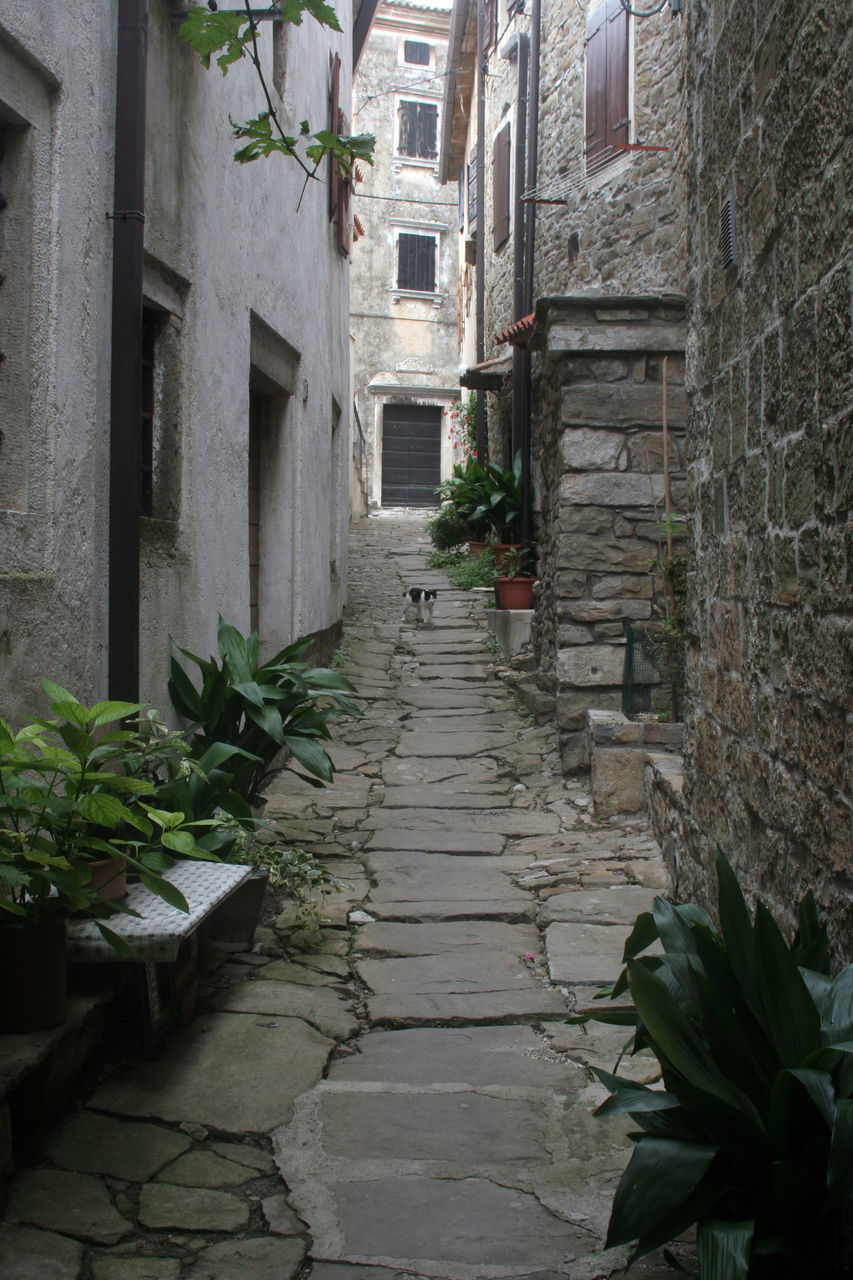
[493,544,537,610]
[574,852,853,1280]
[0,682,220,1032]
[434,456,493,551]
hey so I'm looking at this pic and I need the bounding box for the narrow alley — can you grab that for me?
[0,512,683,1280]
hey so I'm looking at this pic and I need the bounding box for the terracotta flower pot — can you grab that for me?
[0,915,67,1032]
[467,540,489,556]
[86,855,128,902]
[492,544,521,573]
[494,576,537,610]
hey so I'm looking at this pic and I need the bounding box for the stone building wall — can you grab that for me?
[530,296,686,770]
[680,0,853,954]
[532,0,687,298]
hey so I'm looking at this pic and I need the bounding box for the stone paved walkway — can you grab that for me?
[0,510,690,1280]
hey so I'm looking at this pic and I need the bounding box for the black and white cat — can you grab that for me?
[402,587,437,624]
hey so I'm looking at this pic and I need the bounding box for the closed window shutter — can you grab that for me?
[467,151,478,222]
[404,40,430,65]
[458,168,465,230]
[398,233,435,291]
[492,122,511,250]
[398,101,437,159]
[605,0,629,148]
[329,53,341,220]
[585,0,628,170]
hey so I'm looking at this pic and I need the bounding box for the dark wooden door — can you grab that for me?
[381,404,442,506]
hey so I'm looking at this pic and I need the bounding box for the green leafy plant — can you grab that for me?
[435,451,531,545]
[495,544,535,579]
[236,837,346,945]
[168,617,360,805]
[0,684,222,939]
[575,852,853,1279]
[180,2,374,187]
[426,503,473,553]
[446,550,498,590]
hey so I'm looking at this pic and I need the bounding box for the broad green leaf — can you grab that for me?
[179,8,246,69]
[93,921,135,957]
[607,1136,718,1247]
[168,658,202,720]
[754,902,821,1067]
[283,734,333,782]
[232,680,267,709]
[696,1218,753,1280]
[827,1099,853,1210]
[785,1068,836,1127]
[792,890,830,974]
[622,911,658,962]
[90,700,144,728]
[77,793,135,828]
[246,702,285,746]
[819,965,853,1047]
[246,629,260,671]
[218,616,252,682]
[592,1069,679,1117]
[139,872,188,914]
[716,852,761,1019]
[279,0,342,31]
[41,678,78,706]
[161,831,197,854]
[627,960,744,1109]
[303,668,357,693]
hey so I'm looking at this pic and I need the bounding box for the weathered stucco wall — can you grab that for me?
[351,2,460,505]
[681,0,853,955]
[0,0,353,721]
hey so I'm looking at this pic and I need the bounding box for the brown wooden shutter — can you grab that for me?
[585,5,608,163]
[398,234,435,291]
[418,103,438,160]
[492,122,511,250]
[605,0,629,151]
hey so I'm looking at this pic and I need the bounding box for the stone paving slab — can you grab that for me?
[38,1113,191,1182]
[90,1013,333,1133]
[396,730,514,757]
[367,988,570,1025]
[137,1184,249,1232]
[367,806,561,836]
[381,755,501,785]
[381,786,511,809]
[0,1225,84,1280]
[545,922,629,986]
[365,827,506,854]
[397,688,498,709]
[4,1169,132,1245]
[212,980,359,1040]
[357,950,545,997]
[537,885,657,926]
[187,1236,304,1279]
[329,1026,580,1088]
[355,919,541,956]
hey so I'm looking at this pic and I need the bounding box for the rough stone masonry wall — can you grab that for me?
[534,0,687,298]
[681,0,853,956]
[531,297,686,771]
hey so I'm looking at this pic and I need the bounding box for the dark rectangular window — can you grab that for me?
[467,150,478,223]
[458,167,465,230]
[585,0,629,172]
[397,233,436,292]
[404,40,430,65]
[398,100,438,160]
[492,123,511,250]
[139,307,162,517]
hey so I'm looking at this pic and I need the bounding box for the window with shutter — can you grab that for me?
[404,40,430,65]
[397,100,438,160]
[397,233,437,292]
[467,151,478,223]
[492,122,511,251]
[458,168,465,231]
[585,0,629,173]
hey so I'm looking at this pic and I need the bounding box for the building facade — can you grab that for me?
[0,0,355,720]
[440,0,689,768]
[351,0,460,508]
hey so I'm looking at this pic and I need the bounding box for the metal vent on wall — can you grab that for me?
[720,191,738,269]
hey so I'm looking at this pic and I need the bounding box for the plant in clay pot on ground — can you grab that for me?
[494,544,537,610]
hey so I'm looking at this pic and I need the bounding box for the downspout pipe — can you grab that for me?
[519,0,540,548]
[475,0,486,462]
[108,0,147,700]
[501,31,528,459]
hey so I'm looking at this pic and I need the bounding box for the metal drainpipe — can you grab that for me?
[108,0,147,700]
[502,31,528,460]
[519,0,540,549]
[475,0,486,463]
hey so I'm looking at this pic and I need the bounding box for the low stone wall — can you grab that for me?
[530,295,687,771]
[587,709,683,819]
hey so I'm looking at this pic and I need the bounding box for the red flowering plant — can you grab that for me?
[447,394,479,459]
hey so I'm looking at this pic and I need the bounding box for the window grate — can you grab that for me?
[720,191,738,269]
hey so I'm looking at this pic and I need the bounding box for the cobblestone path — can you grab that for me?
[0,509,685,1280]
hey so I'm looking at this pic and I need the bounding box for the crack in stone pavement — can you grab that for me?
[0,509,695,1280]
